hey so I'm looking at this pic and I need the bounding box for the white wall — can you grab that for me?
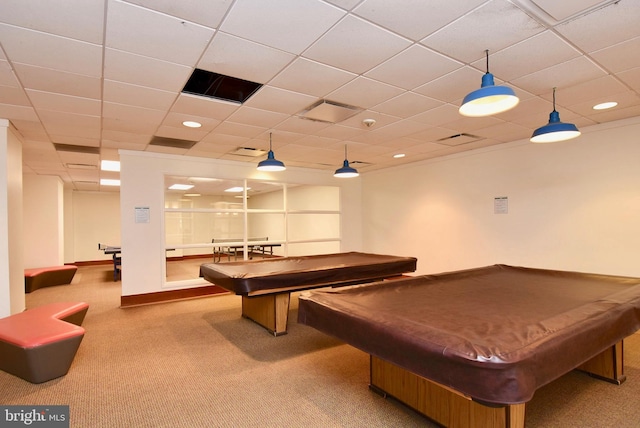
[362,117,640,278]
[70,191,121,262]
[119,151,362,297]
[0,120,24,316]
[23,174,64,268]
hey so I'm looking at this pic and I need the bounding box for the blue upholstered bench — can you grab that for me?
[0,302,89,383]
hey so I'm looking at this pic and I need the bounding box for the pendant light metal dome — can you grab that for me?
[530,88,581,143]
[334,145,359,178]
[257,133,285,171]
[459,50,519,117]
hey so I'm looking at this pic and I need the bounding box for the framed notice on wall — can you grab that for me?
[135,207,150,223]
[494,197,508,214]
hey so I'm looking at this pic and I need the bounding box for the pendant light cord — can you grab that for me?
[485,49,489,74]
[552,87,557,112]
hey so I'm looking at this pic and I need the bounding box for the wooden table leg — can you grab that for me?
[241,293,291,336]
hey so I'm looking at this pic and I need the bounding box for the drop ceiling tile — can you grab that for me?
[102,117,159,134]
[9,119,48,141]
[104,80,177,111]
[372,92,444,118]
[568,92,640,116]
[421,0,544,64]
[211,121,266,139]
[529,0,605,22]
[244,86,318,115]
[323,0,361,10]
[304,15,412,74]
[0,24,102,77]
[104,48,193,92]
[0,85,30,106]
[512,57,607,96]
[407,126,461,143]
[555,1,640,53]
[270,58,357,97]
[154,125,210,141]
[0,103,39,121]
[225,106,289,128]
[590,36,640,73]
[101,130,152,145]
[618,67,640,91]
[475,121,532,142]
[171,93,239,121]
[102,102,166,127]
[588,104,640,123]
[0,0,105,43]
[552,76,628,106]
[12,63,101,98]
[124,0,234,28]
[326,76,404,110]
[470,31,582,81]
[160,112,221,132]
[106,1,215,66]
[315,124,366,140]
[349,119,433,144]
[365,45,462,90]
[26,90,101,115]
[102,138,149,151]
[339,111,401,130]
[354,0,485,41]
[275,116,332,134]
[199,32,295,84]
[0,60,19,87]
[414,66,484,103]
[409,104,462,127]
[220,0,345,54]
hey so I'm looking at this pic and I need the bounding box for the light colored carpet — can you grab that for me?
[1,264,639,427]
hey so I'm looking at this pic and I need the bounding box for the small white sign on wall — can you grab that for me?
[135,206,150,223]
[494,196,508,214]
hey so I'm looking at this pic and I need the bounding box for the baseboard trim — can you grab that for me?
[120,285,229,308]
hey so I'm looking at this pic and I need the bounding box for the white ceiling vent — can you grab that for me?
[229,147,267,157]
[298,100,363,123]
[436,133,483,147]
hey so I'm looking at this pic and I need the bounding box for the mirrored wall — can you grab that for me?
[164,176,341,281]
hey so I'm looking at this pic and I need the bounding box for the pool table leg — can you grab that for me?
[576,340,625,384]
[241,293,291,336]
[369,356,525,428]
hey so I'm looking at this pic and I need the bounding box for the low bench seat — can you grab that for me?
[0,301,89,383]
[24,265,78,293]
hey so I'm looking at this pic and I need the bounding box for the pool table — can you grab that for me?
[298,264,640,427]
[199,252,417,335]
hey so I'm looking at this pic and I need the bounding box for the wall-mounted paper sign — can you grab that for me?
[494,196,508,214]
[135,206,150,223]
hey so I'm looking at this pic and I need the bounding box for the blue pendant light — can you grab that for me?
[257,133,285,171]
[531,87,581,143]
[334,145,359,178]
[459,50,519,117]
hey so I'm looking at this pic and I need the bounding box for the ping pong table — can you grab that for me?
[211,238,281,263]
[98,244,122,281]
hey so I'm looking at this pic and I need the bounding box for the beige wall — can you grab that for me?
[0,120,24,316]
[69,191,120,262]
[23,174,64,268]
[362,117,640,278]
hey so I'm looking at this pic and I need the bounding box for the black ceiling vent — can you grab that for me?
[149,136,198,149]
[53,144,100,154]
[182,69,262,104]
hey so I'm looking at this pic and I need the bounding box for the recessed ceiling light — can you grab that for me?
[184,193,201,197]
[100,179,120,186]
[101,160,120,171]
[225,186,251,193]
[182,121,202,128]
[593,101,618,110]
[393,153,405,158]
[169,184,194,190]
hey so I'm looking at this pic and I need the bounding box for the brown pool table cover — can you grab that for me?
[297,264,640,405]
[199,252,418,295]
